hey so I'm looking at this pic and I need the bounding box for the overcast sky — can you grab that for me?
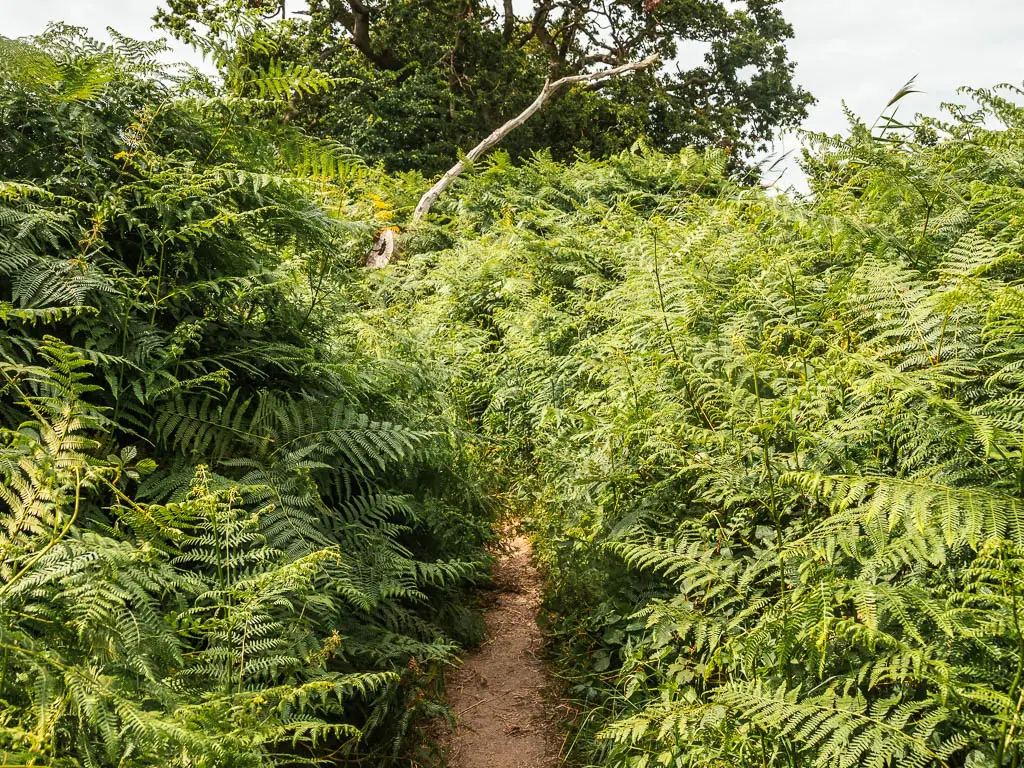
[4,1,1024,185]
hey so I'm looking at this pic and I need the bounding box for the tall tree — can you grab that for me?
[156,0,813,173]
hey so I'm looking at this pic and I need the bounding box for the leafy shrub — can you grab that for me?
[0,27,491,766]
[387,92,1024,767]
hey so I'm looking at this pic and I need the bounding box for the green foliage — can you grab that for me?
[0,28,491,766]
[11,17,1024,768]
[379,88,1024,767]
[154,0,813,174]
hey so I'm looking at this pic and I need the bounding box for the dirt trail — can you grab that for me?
[443,533,561,768]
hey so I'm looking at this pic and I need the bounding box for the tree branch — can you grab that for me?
[529,0,559,63]
[503,0,516,42]
[364,54,658,269]
[408,54,658,226]
[332,0,404,71]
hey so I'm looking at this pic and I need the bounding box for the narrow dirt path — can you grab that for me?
[443,533,561,768]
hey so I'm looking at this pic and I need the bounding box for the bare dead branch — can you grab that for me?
[365,227,397,269]
[411,54,659,223]
[364,54,659,268]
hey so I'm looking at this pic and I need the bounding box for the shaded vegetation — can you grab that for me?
[0,27,491,767]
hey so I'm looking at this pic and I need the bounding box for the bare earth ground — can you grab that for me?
[442,533,562,768]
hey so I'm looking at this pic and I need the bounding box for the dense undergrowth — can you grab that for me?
[0,28,492,766]
[379,92,1024,767]
[7,21,1024,768]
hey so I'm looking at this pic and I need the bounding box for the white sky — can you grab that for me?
[772,1,1024,186]
[3,1,1024,186]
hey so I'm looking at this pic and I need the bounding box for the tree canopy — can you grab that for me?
[155,0,813,172]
